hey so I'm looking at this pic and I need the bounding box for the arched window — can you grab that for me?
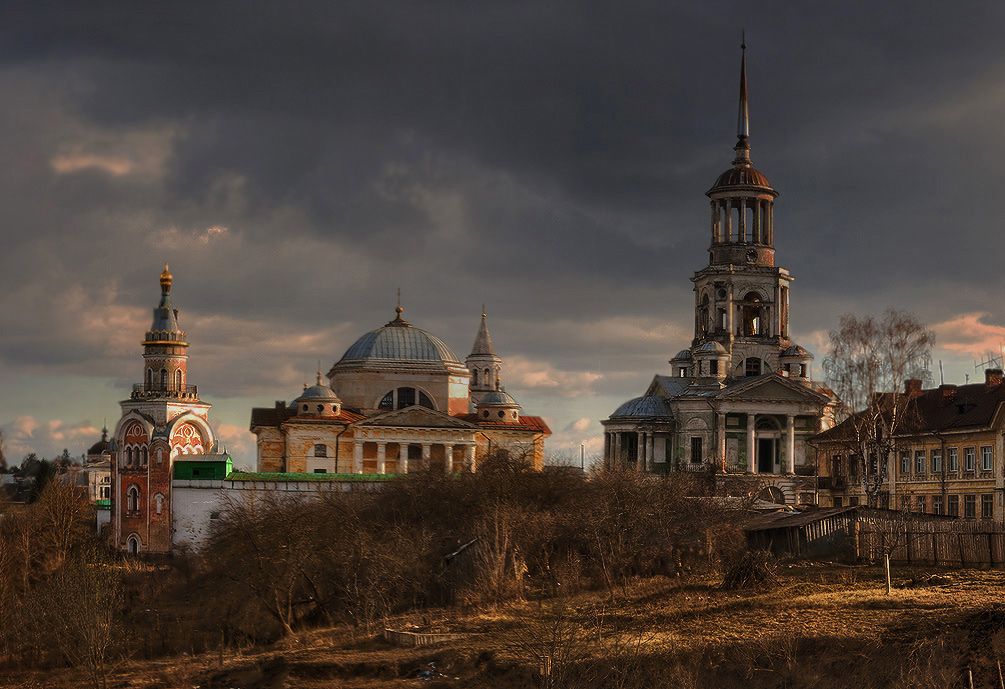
[127,485,140,513]
[472,369,479,386]
[146,368,153,388]
[125,447,133,466]
[741,292,762,337]
[314,444,327,457]
[699,295,710,335]
[378,388,436,411]
[175,370,182,390]
[154,493,164,515]
[141,446,148,466]
[160,369,168,389]
[127,536,140,554]
[745,357,762,377]
[483,368,490,384]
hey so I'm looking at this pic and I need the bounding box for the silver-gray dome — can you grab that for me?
[296,383,341,403]
[480,390,520,407]
[610,395,671,419]
[332,309,464,373]
[696,341,728,355]
[671,349,693,361]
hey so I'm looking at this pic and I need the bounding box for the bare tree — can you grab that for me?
[822,309,935,506]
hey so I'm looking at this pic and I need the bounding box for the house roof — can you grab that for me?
[455,414,551,434]
[815,380,1005,443]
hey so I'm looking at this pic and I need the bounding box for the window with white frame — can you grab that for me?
[949,447,959,471]
[981,446,993,471]
[931,449,942,473]
[900,451,910,475]
[932,495,943,515]
[965,447,976,471]
[964,494,977,518]
[982,494,994,519]
[915,449,926,474]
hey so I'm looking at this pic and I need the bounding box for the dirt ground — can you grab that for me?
[5,562,1005,688]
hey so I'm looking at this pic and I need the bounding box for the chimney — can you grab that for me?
[939,384,957,406]
[986,369,1003,388]
[904,378,924,399]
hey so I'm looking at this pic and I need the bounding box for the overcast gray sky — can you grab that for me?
[3,2,1004,466]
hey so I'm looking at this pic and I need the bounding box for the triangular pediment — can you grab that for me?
[717,374,831,403]
[353,405,480,429]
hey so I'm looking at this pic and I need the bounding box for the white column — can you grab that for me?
[353,442,363,474]
[786,415,796,475]
[422,443,431,470]
[614,433,622,465]
[646,433,654,472]
[637,431,644,467]
[465,445,475,472]
[401,445,409,475]
[746,414,756,473]
[445,444,454,474]
[377,442,386,475]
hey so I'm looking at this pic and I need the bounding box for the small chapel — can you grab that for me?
[602,44,836,505]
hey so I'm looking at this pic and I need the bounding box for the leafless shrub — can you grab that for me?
[720,550,778,590]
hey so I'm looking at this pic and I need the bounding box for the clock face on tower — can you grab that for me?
[746,249,757,263]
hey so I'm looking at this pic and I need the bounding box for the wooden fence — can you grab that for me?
[856,520,1005,566]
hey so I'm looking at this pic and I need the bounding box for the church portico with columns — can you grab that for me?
[602,42,836,506]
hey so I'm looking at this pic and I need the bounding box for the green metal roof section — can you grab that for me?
[225,471,397,482]
[174,456,233,480]
[95,499,111,508]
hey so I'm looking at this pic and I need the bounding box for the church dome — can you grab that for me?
[480,389,520,407]
[611,395,671,419]
[88,437,110,456]
[781,345,813,359]
[296,382,341,403]
[332,307,464,373]
[709,165,773,192]
[696,341,729,355]
[671,349,693,361]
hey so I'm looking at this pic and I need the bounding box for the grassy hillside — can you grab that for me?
[5,562,1005,688]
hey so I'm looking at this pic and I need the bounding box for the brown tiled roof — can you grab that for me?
[814,381,1005,443]
[455,414,551,435]
[250,404,364,429]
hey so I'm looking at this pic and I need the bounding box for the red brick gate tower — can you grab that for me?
[111,265,217,553]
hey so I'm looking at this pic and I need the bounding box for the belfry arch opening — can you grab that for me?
[741,292,763,337]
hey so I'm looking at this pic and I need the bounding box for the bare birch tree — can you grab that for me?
[822,309,935,506]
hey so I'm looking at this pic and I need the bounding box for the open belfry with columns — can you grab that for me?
[603,44,837,505]
[250,306,550,475]
[111,265,222,554]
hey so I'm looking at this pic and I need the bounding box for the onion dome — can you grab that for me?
[143,262,187,346]
[330,305,466,375]
[610,395,672,419]
[88,426,111,456]
[671,349,693,361]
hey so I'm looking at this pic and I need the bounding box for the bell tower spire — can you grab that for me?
[735,32,750,163]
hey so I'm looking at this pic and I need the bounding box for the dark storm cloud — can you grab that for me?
[4,1,1005,457]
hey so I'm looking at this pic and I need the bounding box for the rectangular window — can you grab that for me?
[690,436,703,464]
[965,447,976,471]
[949,447,959,472]
[849,497,860,507]
[948,495,959,516]
[982,494,994,519]
[916,495,926,513]
[931,449,942,473]
[965,494,977,518]
[981,446,993,471]
[900,451,910,475]
[932,495,943,515]
[915,449,926,474]
[833,496,843,508]
[313,468,327,474]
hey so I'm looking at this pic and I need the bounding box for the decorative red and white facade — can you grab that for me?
[111,265,218,553]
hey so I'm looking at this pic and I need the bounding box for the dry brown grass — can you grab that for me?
[4,562,1005,688]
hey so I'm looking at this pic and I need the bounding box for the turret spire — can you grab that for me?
[734,34,751,164]
[471,310,496,356]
